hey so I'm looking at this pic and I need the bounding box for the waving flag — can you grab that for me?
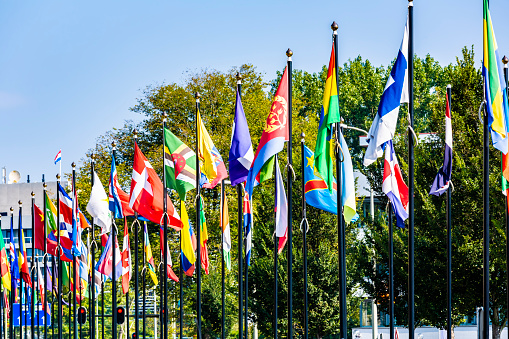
[229,88,254,186]
[95,232,122,280]
[18,210,32,287]
[159,227,178,282]
[197,110,228,189]
[220,183,231,270]
[364,17,409,166]
[58,184,89,259]
[54,150,62,164]
[129,142,182,229]
[274,157,288,254]
[109,153,124,219]
[243,187,253,266]
[483,0,509,154]
[199,197,209,274]
[121,219,131,294]
[87,171,112,235]
[164,128,197,200]
[314,44,341,191]
[180,201,196,276]
[383,140,409,228]
[143,222,158,285]
[71,185,83,256]
[0,227,11,291]
[430,91,453,196]
[245,67,289,197]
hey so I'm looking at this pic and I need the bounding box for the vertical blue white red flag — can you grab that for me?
[364,17,409,166]
[95,232,122,280]
[242,187,252,266]
[429,92,453,196]
[229,88,254,186]
[382,140,409,228]
[274,157,288,254]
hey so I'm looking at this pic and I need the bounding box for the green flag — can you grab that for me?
[164,127,197,200]
[44,193,57,232]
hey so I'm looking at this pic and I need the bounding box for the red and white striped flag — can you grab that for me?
[121,218,131,294]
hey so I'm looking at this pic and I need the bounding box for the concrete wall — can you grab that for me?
[352,326,507,339]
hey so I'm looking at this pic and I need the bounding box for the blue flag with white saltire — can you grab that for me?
[364,16,409,166]
[229,88,254,186]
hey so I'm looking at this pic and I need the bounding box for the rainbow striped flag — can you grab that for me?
[314,44,341,192]
[483,0,509,154]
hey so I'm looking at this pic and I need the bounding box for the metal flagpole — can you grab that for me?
[142,233,146,339]
[502,55,509,339]
[90,155,96,339]
[194,92,202,338]
[51,256,55,339]
[244,251,248,338]
[72,163,78,339]
[31,192,35,339]
[301,133,308,339]
[407,2,415,339]
[388,204,394,339]
[285,47,294,339]
[101,281,104,339]
[236,73,244,339]
[446,85,452,339]
[331,21,347,339]
[36,261,39,339]
[220,181,225,339]
[111,148,118,339]
[273,189,278,339]
[9,208,13,339]
[162,113,169,339]
[18,202,24,339]
[179,214,183,339]
[57,173,63,339]
[43,184,48,339]
[134,130,140,339]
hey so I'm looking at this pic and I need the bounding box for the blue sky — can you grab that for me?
[0,0,505,183]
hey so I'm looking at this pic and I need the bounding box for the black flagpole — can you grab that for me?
[111,147,118,339]
[31,193,35,339]
[331,21,347,339]
[179,211,183,339]
[195,91,202,338]
[56,172,63,339]
[502,55,509,339]
[286,47,294,339]
[72,162,78,339]
[43,184,48,339]
[407,1,415,339]
[388,204,394,339]
[18,202,24,339]
[162,112,169,339]
[273,185,278,339]
[220,180,225,339]
[301,133,308,339]
[235,74,244,339]
[36,261,39,339]
[9,208,13,339]
[134,130,140,339]
[101,280,104,339]
[51,255,55,339]
[142,229,146,339]
[90,155,96,339]
[244,243,248,338]
[446,85,452,339]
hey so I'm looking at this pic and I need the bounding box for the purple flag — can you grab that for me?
[229,88,253,186]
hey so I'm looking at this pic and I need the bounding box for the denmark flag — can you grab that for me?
[129,142,182,229]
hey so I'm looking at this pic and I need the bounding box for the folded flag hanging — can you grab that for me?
[143,222,159,285]
[220,185,231,270]
[121,218,132,294]
[274,157,288,254]
[109,152,135,218]
[382,140,409,228]
[95,232,122,280]
[180,201,196,277]
[159,226,178,282]
[0,225,11,291]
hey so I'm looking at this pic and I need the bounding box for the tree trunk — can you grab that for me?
[491,308,503,339]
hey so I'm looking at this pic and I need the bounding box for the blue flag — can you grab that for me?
[9,214,20,291]
[109,153,123,218]
[229,88,254,186]
[304,146,337,214]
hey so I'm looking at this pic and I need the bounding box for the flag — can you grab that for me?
[44,193,57,232]
[199,197,209,275]
[159,227,179,282]
[164,127,196,200]
[143,222,158,285]
[58,184,85,260]
[220,184,231,270]
[430,91,453,196]
[121,219,131,294]
[245,67,289,197]
[197,110,228,189]
[71,185,82,256]
[87,171,112,234]
[18,210,32,287]
[54,150,61,164]
[35,202,64,259]
[274,157,288,254]
[339,131,357,223]
[129,142,182,229]
[180,201,196,276]
[364,17,409,166]
[483,0,509,154]
[229,88,254,186]
[314,44,341,191]
[383,140,409,228]
[0,227,11,291]
[109,153,135,218]
[304,145,337,214]
[243,187,253,266]
[37,264,50,314]
[95,232,122,280]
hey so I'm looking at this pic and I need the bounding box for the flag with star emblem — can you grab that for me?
[164,127,196,200]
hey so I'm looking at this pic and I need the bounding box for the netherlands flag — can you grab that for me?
[382,140,409,228]
[54,150,62,164]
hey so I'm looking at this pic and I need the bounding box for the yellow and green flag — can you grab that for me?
[143,222,158,285]
[0,232,11,291]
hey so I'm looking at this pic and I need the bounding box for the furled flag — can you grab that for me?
[483,0,509,154]
[0,227,11,291]
[382,140,409,228]
[95,232,122,280]
[129,142,182,229]
[197,110,228,189]
[54,150,62,164]
[159,227,179,282]
[430,91,453,196]
[143,222,158,285]
[274,157,288,254]
[18,210,32,287]
[199,197,209,275]
[220,183,231,270]
[229,88,254,186]
[180,201,196,276]
[364,17,409,166]
[243,187,253,266]
[245,67,289,197]
[87,171,112,235]
[109,153,135,218]
[37,264,50,314]
[164,127,197,201]
[71,185,83,256]
[339,132,357,223]
[314,44,341,191]
[121,219,131,294]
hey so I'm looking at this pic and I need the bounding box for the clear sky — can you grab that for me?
[0,0,505,183]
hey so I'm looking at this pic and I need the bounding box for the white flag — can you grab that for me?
[86,171,112,234]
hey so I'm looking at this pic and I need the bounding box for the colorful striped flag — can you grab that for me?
[220,182,231,270]
[180,201,196,276]
[9,214,20,291]
[383,140,409,228]
[274,157,288,254]
[143,222,158,285]
[0,227,11,291]
[199,197,209,275]
[243,187,253,266]
[54,150,62,164]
